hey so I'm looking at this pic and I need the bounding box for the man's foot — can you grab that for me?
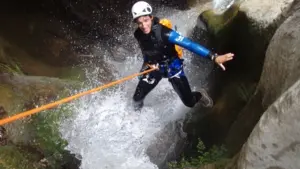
[133,100,144,111]
[198,88,213,107]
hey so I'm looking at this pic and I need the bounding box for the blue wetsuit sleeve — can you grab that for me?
[168,30,213,59]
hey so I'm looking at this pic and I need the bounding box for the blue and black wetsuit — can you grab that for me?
[133,17,216,109]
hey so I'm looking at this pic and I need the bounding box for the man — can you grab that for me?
[131,1,234,110]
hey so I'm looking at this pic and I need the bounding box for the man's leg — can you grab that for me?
[169,75,200,108]
[133,71,162,111]
[169,75,213,108]
[167,58,213,108]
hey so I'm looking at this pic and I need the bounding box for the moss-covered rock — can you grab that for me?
[0,105,80,169]
[28,105,77,169]
[0,36,86,81]
[0,145,41,169]
[200,3,240,35]
[0,74,82,169]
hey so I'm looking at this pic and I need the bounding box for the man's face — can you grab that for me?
[136,15,152,34]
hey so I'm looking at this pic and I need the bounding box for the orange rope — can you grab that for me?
[0,67,157,126]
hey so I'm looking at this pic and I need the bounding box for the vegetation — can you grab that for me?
[0,62,23,75]
[168,139,229,169]
[28,104,74,168]
[0,96,79,169]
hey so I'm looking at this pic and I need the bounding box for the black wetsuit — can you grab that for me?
[133,17,215,109]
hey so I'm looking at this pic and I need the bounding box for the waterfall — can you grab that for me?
[60,5,215,169]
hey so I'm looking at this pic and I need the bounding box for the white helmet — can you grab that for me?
[131,1,153,20]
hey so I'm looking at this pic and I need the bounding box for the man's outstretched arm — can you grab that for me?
[167,30,216,60]
[167,30,234,70]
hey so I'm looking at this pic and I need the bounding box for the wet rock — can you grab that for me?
[0,36,86,80]
[257,7,300,107]
[0,73,81,144]
[0,107,8,146]
[225,5,300,155]
[0,73,82,169]
[237,79,300,169]
[0,145,40,169]
[240,0,296,28]
[147,120,187,168]
[0,106,7,117]
[183,3,259,153]
[199,4,240,35]
[184,0,300,157]
[0,8,83,66]
[0,127,7,146]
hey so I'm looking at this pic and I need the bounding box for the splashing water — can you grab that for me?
[60,5,214,169]
[213,0,236,13]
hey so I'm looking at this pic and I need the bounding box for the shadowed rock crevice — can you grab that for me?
[181,1,300,165]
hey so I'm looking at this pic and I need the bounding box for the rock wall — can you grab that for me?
[182,0,299,154]
[258,7,300,108]
[237,79,300,169]
[232,6,300,169]
[225,0,300,155]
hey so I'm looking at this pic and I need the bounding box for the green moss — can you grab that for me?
[0,84,26,115]
[201,3,240,35]
[1,80,80,169]
[0,107,74,169]
[0,63,23,75]
[168,139,228,169]
[0,145,39,169]
[0,44,24,75]
[28,103,74,169]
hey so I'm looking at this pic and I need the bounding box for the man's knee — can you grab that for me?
[132,94,144,111]
[181,98,196,108]
[133,93,143,102]
[181,92,202,107]
[133,86,144,102]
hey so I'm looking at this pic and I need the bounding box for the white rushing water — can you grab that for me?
[213,0,236,13]
[59,4,215,169]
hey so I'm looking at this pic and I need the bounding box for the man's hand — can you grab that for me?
[147,63,159,70]
[138,63,159,80]
[214,53,234,71]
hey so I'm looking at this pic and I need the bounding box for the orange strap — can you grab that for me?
[0,67,157,126]
[159,18,183,58]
